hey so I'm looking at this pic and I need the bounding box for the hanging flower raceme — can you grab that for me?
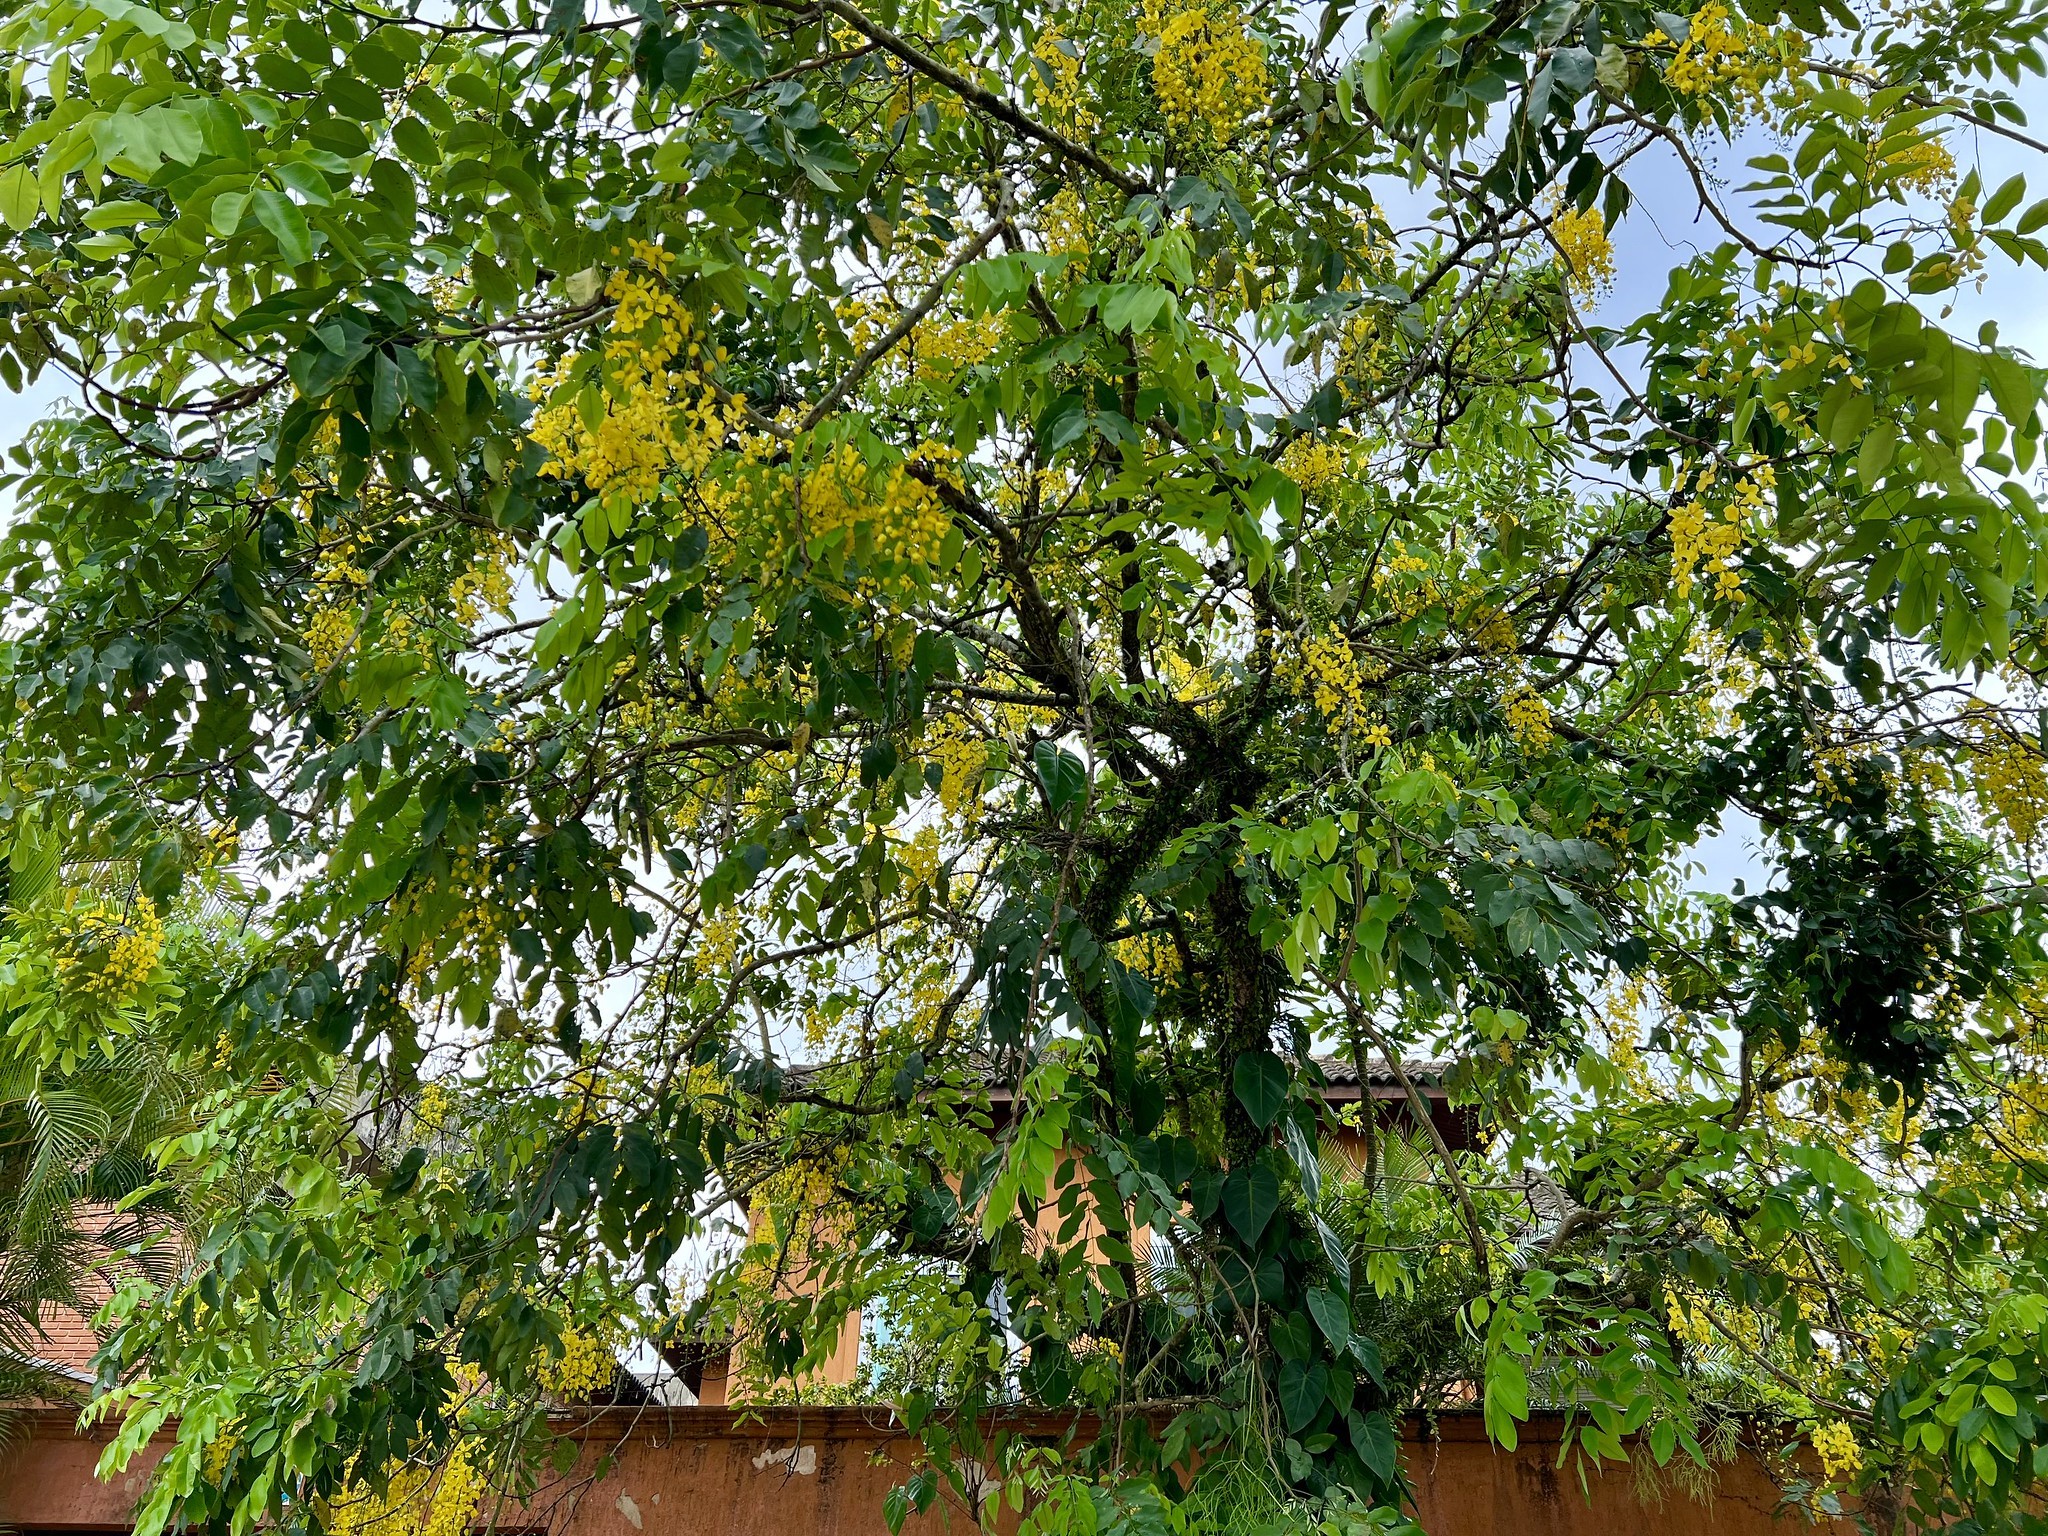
[529,241,739,506]
[54,893,164,1003]
[1140,0,1270,143]
[1550,204,1615,296]
[1669,460,1771,602]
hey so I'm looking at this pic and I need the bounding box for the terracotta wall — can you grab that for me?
[0,1406,1840,1536]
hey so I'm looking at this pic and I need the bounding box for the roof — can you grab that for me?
[782,1050,1456,1102]
[1311,1053,1456,1089]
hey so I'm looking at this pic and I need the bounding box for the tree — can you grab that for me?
[2,0,2048,1528]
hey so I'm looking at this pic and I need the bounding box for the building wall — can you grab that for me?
[0,1406,1846,1536]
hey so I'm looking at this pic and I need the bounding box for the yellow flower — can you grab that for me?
[1810,1420,1862,1482]
[1647,2,1805,115]
[1669,460,1769,602]
[925,724,994,820]
[56,893,164,1002]
[1282,627,1369,729]
[528,257,729,505]
[1550,204,1615,297]
[304,605,359,674]
[1503,685,1555,752]
[1276,434,1352,497]
[539,1326,619,1399]
[1967,704,2048,848]
[1030,26,1096,133]
[1879,136,1957,196]
[1142,0,1269,143]
[416,1081,453,1130]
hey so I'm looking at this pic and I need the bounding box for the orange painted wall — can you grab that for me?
[0,1406,1847,1536]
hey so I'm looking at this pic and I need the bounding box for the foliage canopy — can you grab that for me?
[4,0,2048,1528]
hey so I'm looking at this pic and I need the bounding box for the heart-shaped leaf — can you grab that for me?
[1222,1163,1279,1245]
[1351,1333,1385,1387]
[1033,739,1088,818]
[1233,1050,1289,1130]
[1348,1409,1398,1484]
[1278,1357,1329,1433]
[1307,1286,1352,1353]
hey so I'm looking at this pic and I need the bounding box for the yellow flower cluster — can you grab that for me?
[1037,185,1094,255]
[328,1440,482,1536]
[1880,136,1957,196]
[419,1443,484,1536]
[446,533,517,625]
[57,893,163,1001]
[387,848,510,993]
[1647,2,1804,114]
[416,1081,453,1130]
[305,605,359,674]
[1372,546,1440,620]
[539,1326,619,1399]
[1583,813,1631,854]
[1670,461,1770,602]
[899,825,943,890]
[1810,1420,1862,1482]
[1030,26,1096,133]
[530,245,738,505]
[561,1065,615,1131]
[1283,627,1369,728]
[1502,685,1555,752]
[199,823,239,869]
[1115,927,1181,983]
[1550,204,1615,297]
[1664,1287,1716,1350]
[298,526,379,674]
[1142,0,1270,143]
[766,441,953,574]
[1812,742,1875,807]
[1461,600,1517,655]
[1335,307,1393,388]
[1968,708,2048,847]
[1276,434,1352,497]
[912,309,1008,379]
[202,1428,238,1485]
[925,724,993,819]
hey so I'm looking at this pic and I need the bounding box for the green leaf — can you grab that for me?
[1985,352,2038,429]
[1315,1214,1353,1292]
[138,838,184,903]
[392,117,441,164]
[1857,420,1899,484]
[1100,283,1171,334]
[1233,1050,1289,1130]
[1348,1410,1398,1483]
[1307,1287,1351,1352]
[8,819,58,909]
[1649,1418,1678,1465]
[1036,392,1090,454]
[1826,389,1874,451]
[1032,740,1088,819]
[1222,1163,1279,1245]
[1985,173,2028,226]
[253,189,313,266]
[0,165,40,230]
[1277,1357,1329,1433]
[370,350,402,432]
[208,189,250,237]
